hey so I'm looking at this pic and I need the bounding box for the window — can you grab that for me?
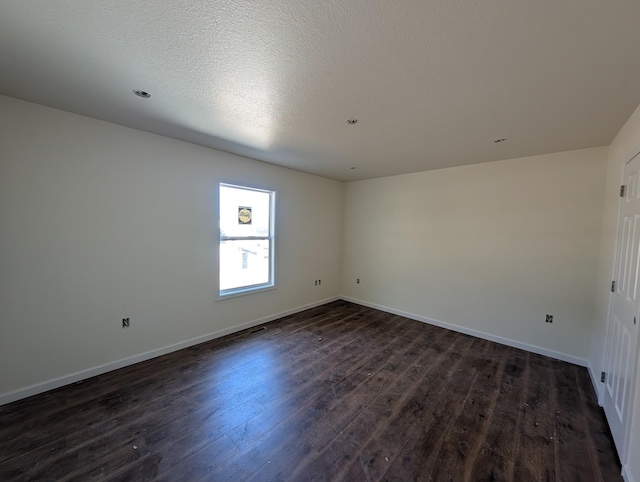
[219,183,275,297]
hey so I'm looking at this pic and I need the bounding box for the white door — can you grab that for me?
[604,151,640,461]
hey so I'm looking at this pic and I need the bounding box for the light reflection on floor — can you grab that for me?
[192,340,290,443]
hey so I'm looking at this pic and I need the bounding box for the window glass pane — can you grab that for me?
[220,185,270,238]
[220,239,270,291]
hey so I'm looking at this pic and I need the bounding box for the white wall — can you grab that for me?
[591,102,640,481]
[341,148,607,362]
[0,96,344,402]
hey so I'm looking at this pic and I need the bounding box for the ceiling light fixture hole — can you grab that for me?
[133,90,151,98]
[346,119,358,125]
[350,167,356,170]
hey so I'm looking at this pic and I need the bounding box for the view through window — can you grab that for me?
[219,183,275,297]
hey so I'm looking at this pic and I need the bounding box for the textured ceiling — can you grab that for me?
[1,0,640,181]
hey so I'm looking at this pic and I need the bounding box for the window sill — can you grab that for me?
[216,284,276,301]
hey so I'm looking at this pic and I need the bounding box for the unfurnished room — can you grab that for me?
[1,1,640,481]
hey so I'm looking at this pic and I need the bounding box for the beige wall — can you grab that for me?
[592,102,640,480]
[341,148,607,361]
[0,96,344,401]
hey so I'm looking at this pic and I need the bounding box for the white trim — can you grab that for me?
[587,361,605,406]
[340,296,588,367]
[623,463,636,482]
[0,296,339,407]
[216,284,276,301]
[218,182,277,299]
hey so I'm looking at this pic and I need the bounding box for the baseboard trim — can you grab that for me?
[0,296,339,407]
[623,464,636,482]
[341,296,588,367]
[587,362,605,406]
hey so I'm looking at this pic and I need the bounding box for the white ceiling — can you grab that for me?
[1,1,640,182]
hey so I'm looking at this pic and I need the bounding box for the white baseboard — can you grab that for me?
[0,296,339,407]
[587,362,605,406]
[623,464,636,482]
[340,296,588,367]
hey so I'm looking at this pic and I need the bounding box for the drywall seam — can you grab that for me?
[0,296,339,407]
[341,296,588,367]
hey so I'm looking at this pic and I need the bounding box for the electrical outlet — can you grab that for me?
[357,278,360,284]
[318,279,321,285]
[545,315,553,323]
[122,317,130,328]
[314,280,318,286]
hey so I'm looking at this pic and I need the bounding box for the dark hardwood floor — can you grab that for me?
[0,300,621,481]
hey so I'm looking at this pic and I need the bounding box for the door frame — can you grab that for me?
[602,142,640,466]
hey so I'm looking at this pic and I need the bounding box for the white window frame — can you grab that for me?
[218,182,276,299]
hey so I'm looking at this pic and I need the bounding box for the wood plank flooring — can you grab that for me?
[0,300,622,481]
